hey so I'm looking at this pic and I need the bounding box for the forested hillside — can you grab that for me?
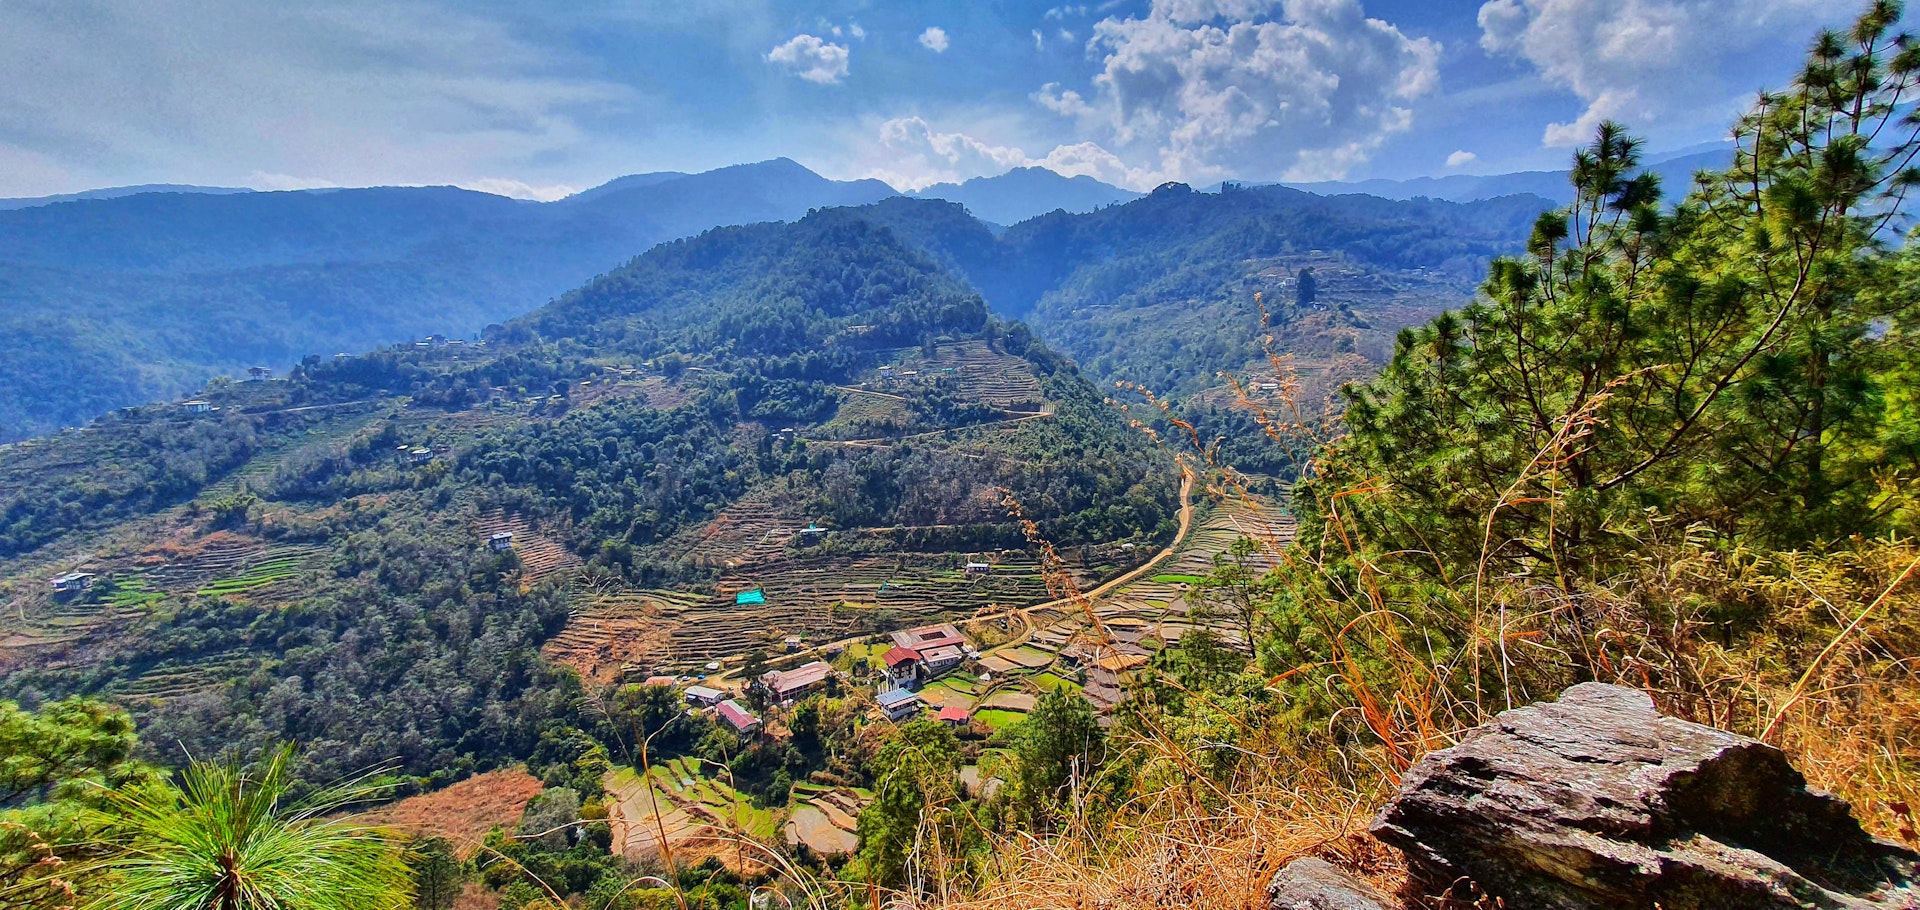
[0,208,1173,788]
[0,160,894,442]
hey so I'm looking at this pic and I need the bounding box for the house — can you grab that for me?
[1088,651,1148,690]
[1084,651,1149,712]
[642,675,678,688]
[50,572,96,595]
[716,699,760,734]
[876,688,922,722]
[407,447,433,464]
[884,624,969,682]
[918,645,965,675]
[182,400,212,414]
[247,366,272,380]
[684,685,725,707]
[889,624,965,653]
[937,705,971,727]
[881,646,921,689]
[782,635,803,653]
[796,523,826,544]
[762,661,832,702]
[735,589,766,606]
[488,532,514,552]
[964,561,992,578]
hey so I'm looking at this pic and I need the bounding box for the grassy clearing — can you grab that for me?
[1149,573,1206,585]
[973,709,1027,731]
[195,556,304,597]
[1028,672,1081,694]
[109,578,166,608]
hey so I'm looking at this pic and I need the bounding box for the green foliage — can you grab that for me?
[853,719,966,890]
[0,699,155,910]
[1306,8,1920,587]
[1009,689,1104,830]
[405,837,462,910]
[83,743,412,910]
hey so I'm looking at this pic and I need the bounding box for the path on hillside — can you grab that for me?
[973,469,1198,661]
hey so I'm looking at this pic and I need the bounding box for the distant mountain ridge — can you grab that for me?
[1287,148,1735,204]
[0,157,1559,443]
[0,183,255,211]
[907,167,1141,225]
[0,159,895,441]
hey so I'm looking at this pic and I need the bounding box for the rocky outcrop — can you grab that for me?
[1267,857,1391,910]
[1370,682,1919,909]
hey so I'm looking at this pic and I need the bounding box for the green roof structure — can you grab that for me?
[735,589,766,606]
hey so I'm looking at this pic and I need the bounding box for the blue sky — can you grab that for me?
[0,0,1857,198]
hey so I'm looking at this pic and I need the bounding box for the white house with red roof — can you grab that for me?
[716,699,760,734]
[882,623,971,685]
[881,646,920,690]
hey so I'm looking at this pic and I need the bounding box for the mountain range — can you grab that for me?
[0,157,1560,442]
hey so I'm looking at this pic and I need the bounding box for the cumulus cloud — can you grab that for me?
[1478,0,1833,147]
[1446,149,1477,167]
[857,116,1167,191]
[767,34,850,84]
[1071,0,1442,182]
[1035,83,1093,117]
[919,27,949,53]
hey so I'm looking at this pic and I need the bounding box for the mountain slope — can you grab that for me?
[0,207,1174,783]
[0,184,254,211]
[909,167,1141,225]
[0,160,897,442]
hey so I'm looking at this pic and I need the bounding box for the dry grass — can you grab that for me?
[355,767,544,858]
[926,347,1920,909]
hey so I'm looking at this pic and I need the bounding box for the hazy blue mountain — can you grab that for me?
[0,184,254,211]
[909,166,1141,225]
[0,159,896,441]
[1287,146,1735,204]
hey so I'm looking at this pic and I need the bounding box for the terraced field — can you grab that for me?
[473,511,582,583]
[605,758,779,860]
[785,784,863,855]
[546,541,1138,680]
[191,544,328,600]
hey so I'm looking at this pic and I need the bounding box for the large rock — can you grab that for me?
[1370,682,1919,909]
[1268,857,1391,910]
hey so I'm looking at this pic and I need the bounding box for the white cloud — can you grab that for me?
[246,172,340,191]
[462,177,579,201]
[1477,0,1834,147]
[1046,5,1090,20]
[919,27,950,53]
[1076,0,1443,182]
[0,0,627,197]
[766,34,850,84]
[856,116,1167,192]
[1033,29,1046,51]
[1446,149,1477,167]
[850,22,866,39]
[1035,83,1093,117]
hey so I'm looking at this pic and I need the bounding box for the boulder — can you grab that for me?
[1267,857,1391,910]
[1370,682,1919,909]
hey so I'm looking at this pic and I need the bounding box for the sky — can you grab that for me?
[0,0,1863,199]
